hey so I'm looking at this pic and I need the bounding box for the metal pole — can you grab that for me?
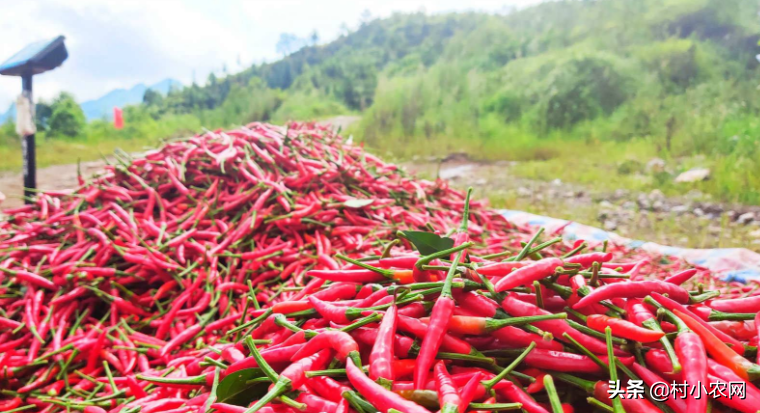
[21,74,35,204]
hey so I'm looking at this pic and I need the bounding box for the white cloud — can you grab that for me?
[0,0,544,112]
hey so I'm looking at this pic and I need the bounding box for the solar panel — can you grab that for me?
[0,36,67,76]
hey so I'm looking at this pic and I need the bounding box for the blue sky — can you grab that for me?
[0,0,542,110]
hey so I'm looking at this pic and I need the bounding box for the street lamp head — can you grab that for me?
[0,35,68,77]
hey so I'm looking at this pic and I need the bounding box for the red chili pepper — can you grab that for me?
[414,189,473,390]
[0,268,57,290]
[708,358,760,403]
[396,315,474,356]
[493,257,563,292]
[295,392,338,413]
[369,303,397,382]
[159,324,201,357]
[586,314,664,342]
[307,268,411,283]
[564,252,612,267]
[476,261,528,277]
[434,361,462,413]
[291,330,361,365]
[664,268,698,285]
[519,348,631,374]
[223,344,302,376]
[671,319,708,412]
[248,349,333,412]
[502,293,625,356]
[495,379,550,413]
[345,358,430,413]
[652,293,745,355]
[573,280,690,309]
[673,308,760,381]
[351,327,415,359]
[708,373,760,412]
[709,294,760,313]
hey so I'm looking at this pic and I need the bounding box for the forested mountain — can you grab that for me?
[146,0,759,160]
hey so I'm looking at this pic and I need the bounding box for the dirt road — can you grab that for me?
[0,158,112,209]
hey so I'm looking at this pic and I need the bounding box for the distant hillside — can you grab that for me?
[133,0,760,204]
[0,78,182,123]
[80,79,182,120]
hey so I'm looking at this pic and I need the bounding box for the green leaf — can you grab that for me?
[343,199,374,208]
[399,231,454,255]
[215,368,269,406]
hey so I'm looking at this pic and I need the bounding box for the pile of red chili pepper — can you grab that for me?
[1,122,758,413]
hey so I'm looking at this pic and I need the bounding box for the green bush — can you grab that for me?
[48,92,86,138]
[536,54,633,130]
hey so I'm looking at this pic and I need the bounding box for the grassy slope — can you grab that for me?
[351,0,760,204]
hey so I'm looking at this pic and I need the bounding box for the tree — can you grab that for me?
[48,92,85,138]
[360,9,372,26]
[35,101,52,131]
[276,33,308,56]
[143,89,163,106]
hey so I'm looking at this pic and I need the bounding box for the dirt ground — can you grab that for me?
[0,158,112,208]
[409,159,760,251]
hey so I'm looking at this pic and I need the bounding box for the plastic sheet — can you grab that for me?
[501,209,760,283]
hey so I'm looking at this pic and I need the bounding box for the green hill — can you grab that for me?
[3,0,760,204]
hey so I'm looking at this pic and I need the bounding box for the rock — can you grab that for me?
[675,168,710,183]
[441,152,470,163]
[737,212,755,225]
[613,189,628,200]
[599,200,614,210]
[671,205,689,215]
[652,200,665,211]
[474,178,487,186]
[622,201,636,210]
[701,204,724,215]
[637,194,651,210]
[749,229,760,238]
[603,220,618,231]
[551,178,562,186]
[693,208,704,217]
[439,164,474,180]
[648,189,665,202]
[516,187,531,197]
[647,158,666,173]
[725,210,736,219]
